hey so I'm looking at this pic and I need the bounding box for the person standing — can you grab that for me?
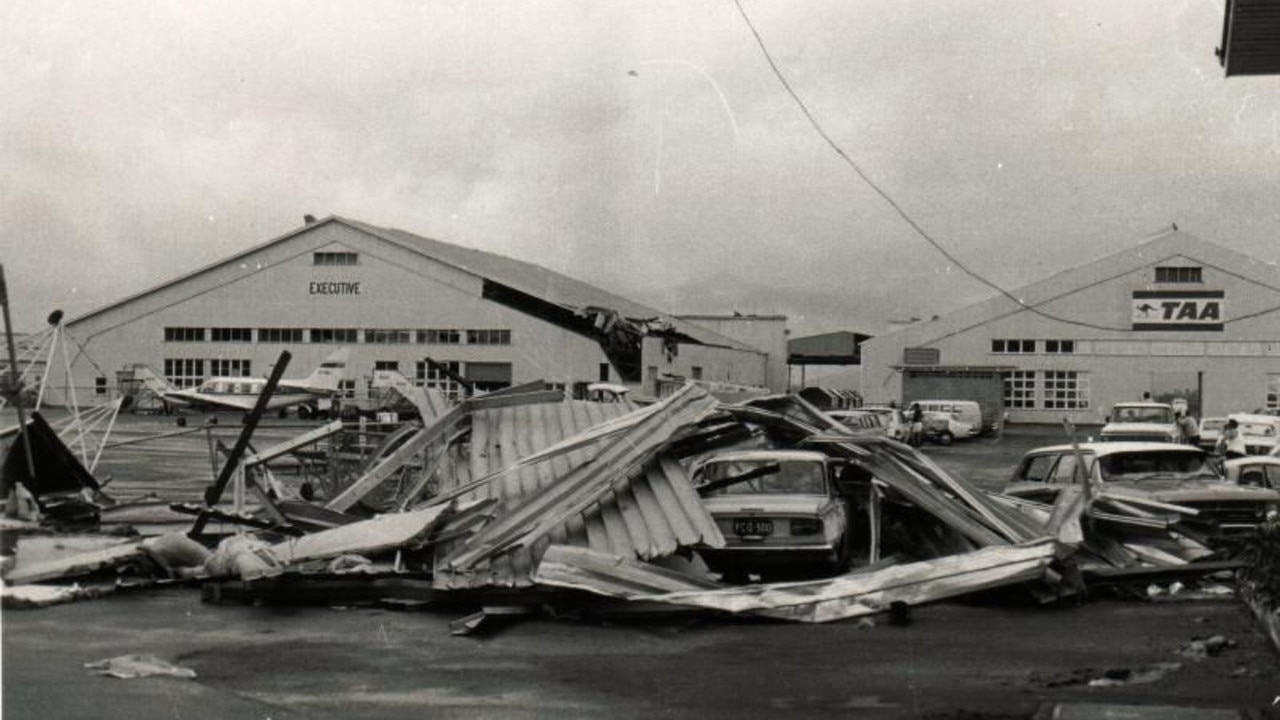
[1176,410,1200,446]
[1215,418,1246,458]
[908,402,924,447]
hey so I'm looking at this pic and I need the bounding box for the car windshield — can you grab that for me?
[1113,407,1173,423]
[1201,419,1225,431]
[701,459,827,495]
[1097,451,1220,482]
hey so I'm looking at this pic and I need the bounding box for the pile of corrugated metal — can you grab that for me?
[0,383,1243,624]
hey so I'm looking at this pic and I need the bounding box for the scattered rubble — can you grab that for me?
[0,381,1268,632]
[84,654,197,680]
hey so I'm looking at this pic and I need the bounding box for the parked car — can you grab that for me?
[694,450,852,580]
[1225,456,1280,489]
[910,400,985,436]
[1228,413,1280,456]
[1198,417,1227,452]
[1100,402,1180,443]
[861,406,908,442]
[1004,442,1280,537]
[826,409,888,438]
[921,411,973,446]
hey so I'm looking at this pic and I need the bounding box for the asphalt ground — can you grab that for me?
[3,410,1279,719]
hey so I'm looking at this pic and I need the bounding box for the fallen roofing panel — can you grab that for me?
[533,539,1061,623]
[270,500,486,565]
[434,385,723,589]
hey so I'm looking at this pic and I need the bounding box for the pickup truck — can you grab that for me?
[1100,402,1180,443]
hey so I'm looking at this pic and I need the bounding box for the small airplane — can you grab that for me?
[125,349,350,414]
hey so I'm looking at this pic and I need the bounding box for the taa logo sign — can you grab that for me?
[1131,290,1225,331]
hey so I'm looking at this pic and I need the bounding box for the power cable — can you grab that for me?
[730,0,1280,334]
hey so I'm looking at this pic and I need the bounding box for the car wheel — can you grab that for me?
[936,431,953,446]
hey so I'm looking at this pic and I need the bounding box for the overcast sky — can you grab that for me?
[3,0,1278,338]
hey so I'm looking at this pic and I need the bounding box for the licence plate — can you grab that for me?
[733,517,774,536]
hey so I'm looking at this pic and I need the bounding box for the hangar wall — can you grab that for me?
[862,232,1280,423]
[56,219,771,407]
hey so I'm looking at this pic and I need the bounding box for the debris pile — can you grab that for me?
[0,384,1251,626]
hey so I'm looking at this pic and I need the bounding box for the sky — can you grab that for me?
[3,0,1279,338]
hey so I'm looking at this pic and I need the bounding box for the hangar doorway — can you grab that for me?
[1144,370,1202,416]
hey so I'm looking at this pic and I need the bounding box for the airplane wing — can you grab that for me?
[163,389,257,412]
[163,389,316,412]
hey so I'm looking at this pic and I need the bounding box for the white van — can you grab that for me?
[909,400,983,437]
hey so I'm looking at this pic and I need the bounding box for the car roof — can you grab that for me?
[1021,442,1206,457]
[702,449,830,464]
[1229,413,1280,424]
[1111,402,1172,408]
[1226,456,1280,468]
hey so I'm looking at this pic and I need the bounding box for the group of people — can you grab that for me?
[1172,404,1245,458]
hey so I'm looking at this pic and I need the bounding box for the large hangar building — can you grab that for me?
[59,216,776,406]
[861,230,1280,423]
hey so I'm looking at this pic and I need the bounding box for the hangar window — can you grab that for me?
[1154,266,1202,283]
[311,328,358,344]
[164,327,205,342]
[1043,370,1089,410]
[991,339,1036,354]
[419,329,462,345]
[95,377,107,396]
[210,327,252,342]
[1267,375,1280,412]
[1044,339,1075,354]
[418,359,464,401]
[164,358,205,388]
[313,251,358,266]
[466,329,511,345]
[259,328,304,343]
[209,359,251,377]
[1004,370,1036,409]
[365,328,412,344]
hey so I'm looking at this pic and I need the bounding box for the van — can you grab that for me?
[910,400,982,437]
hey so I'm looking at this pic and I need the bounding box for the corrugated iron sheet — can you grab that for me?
[533,540,1059,623]
[1221,0,1280,76]
[433,388,724,589]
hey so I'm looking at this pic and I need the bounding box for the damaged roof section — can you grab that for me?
[433,384,725,589]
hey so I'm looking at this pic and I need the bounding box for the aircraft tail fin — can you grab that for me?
[297,348,350,393]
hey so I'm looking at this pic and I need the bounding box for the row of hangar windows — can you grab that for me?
[163,327,512,346]
[156,357,516,398]
[1000,371,1280,412]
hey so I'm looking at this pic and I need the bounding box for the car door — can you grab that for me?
[1006,452,1065,503]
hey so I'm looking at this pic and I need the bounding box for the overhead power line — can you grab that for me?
[730,0,1279,333]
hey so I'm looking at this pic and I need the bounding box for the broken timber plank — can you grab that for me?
[242,420,344,467]
[325,404,465,512]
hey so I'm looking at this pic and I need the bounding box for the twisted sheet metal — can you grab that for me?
[433,389,724,589]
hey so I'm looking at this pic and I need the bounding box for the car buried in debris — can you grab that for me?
[693,450,852,581]
[1004,442,1280,537]
[1225,455,1280,489]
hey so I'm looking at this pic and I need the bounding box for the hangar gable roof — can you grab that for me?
[336,217,754,351]
[865,229,1280,349]
[67,215,756,353]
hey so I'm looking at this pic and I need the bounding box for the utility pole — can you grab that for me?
[0,264,37,518]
